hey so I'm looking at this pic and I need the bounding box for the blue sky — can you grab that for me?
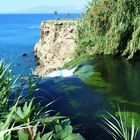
[0,0,89,13]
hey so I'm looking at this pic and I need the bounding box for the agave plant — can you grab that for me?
[0,96,85,140]
[101,108,139,140]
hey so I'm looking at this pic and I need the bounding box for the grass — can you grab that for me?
[0,59,19,114]
[101,107,139,140]
[63,54,93,69]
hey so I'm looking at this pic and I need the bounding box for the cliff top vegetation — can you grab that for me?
[76,0,140,59]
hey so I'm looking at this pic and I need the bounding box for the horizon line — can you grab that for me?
[0,12,82,14]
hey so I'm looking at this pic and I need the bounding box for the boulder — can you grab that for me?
[22,53,27,57]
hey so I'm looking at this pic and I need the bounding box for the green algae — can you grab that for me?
[74,112,83,118]
[63,54,93,69]
[63,53,112,92]
[78,71,112,92]
[75,65,94,78]
[83,72,110,88]
[109,96,140,107]
[69,100,81,109]
[55,85,81,95]
[72,112,88,120]
[72,62,112,92]
[62,85,81,92]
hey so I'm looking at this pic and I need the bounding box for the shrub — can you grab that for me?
[76,0,140,59]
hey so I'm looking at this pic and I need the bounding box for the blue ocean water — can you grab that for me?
[0,14,81,76]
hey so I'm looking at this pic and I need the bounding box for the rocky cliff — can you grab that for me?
[33,20,77,76]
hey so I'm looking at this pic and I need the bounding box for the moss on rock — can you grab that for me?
[63,54,93,69]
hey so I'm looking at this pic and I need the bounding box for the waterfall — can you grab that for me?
[47,66,77,78]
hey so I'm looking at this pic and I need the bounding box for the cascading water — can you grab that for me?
[47,66,78,77]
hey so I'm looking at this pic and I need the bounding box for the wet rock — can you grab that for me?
[20,77,29,81]
[22,53,27,57]
[16,63,20,66]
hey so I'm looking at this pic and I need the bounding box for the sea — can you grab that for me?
[0,14,81,76]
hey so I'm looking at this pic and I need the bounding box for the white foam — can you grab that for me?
[28,26,39,29]
[47,67,77,78]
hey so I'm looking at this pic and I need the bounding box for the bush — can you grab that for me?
[76,0,140,59]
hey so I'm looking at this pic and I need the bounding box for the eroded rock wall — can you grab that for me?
[33,20,77,76]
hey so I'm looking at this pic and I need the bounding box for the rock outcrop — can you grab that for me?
[33,20,77,76]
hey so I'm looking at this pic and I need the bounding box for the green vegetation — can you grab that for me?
[75,65,94,78]
[75,64,112,92]
[0,60,85,140]
[69,100,81,109]
[0,59,19,117]
[110,96,140,107]
[115,111,140,129]
[63,54,92,69]
[79,72,111,90]
[76,0,140,59]
[58,85,81,92]
[101,108,139,140]
[55,84,81,96]
[63,85,81,92]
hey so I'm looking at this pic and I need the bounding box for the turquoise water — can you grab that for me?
[0,14,81,76]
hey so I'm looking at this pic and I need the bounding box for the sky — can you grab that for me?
[0,0,89,13]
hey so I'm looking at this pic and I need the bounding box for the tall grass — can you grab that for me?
[0,59,19,115]
[101,108,139,140]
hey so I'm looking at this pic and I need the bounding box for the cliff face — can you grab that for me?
[33,20,77,76]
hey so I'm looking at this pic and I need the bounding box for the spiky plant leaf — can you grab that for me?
[101,108,139,140]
